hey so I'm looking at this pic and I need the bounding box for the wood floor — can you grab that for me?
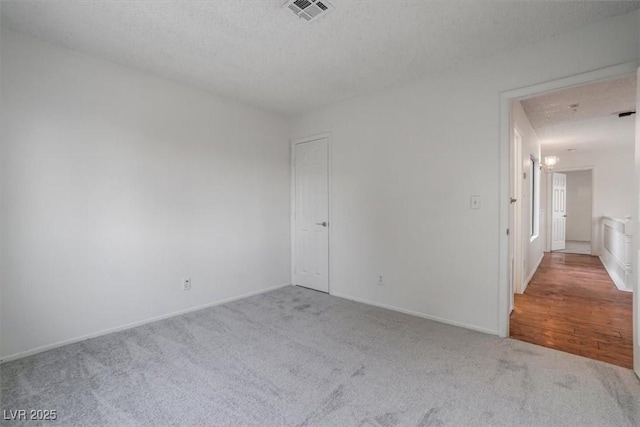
[510,252,633,369]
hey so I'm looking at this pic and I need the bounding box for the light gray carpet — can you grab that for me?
[1,285,639,426]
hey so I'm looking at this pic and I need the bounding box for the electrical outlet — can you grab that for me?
[377,275,384,286]
[182,278,191,291]
[471,195,481,209]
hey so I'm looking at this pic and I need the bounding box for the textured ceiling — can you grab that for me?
[1,1,639,116]
[523,74,637,153]
[521,74,636,130]
[535,114,635,154]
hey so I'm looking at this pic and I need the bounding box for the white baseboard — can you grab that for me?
[599,256,632,293]
[522,253,544,293]
[1,283,292,364]
[329,291,498,336]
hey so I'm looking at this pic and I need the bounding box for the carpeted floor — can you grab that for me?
[1,285,639,426]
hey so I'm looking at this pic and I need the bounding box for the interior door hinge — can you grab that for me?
[506,228,510,236]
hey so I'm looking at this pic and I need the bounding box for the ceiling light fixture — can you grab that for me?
[542,156,559,173]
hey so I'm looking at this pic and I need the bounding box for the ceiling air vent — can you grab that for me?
[284,0,332,22]
[617,110,636,118]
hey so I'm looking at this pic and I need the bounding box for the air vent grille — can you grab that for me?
[284,0,333,22]
[618,110,636,118]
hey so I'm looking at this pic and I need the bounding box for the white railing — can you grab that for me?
[600,216,632,292]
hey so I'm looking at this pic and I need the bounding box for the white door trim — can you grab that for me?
[510,128,523,306]
[498,60,639,339]
[634,66,639,377]
[291,132,332,293]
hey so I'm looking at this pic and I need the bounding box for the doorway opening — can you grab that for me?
[499,63,638,373]
[550,169,593,255]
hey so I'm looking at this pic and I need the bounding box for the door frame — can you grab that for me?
[498,61,639,340]
[510,127,523,307]
[291,132,332,293]
[545,167,595,255]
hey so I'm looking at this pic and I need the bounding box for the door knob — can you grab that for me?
[316,221,328,227]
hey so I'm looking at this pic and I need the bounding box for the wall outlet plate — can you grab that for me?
[182,278,191,291]
[471,195,481,209]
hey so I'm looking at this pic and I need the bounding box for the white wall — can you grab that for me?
[543,148,634,256]
[565,170,593,242]
[0,29,291,360]
[290,10,639,334]
[512,101,544,292]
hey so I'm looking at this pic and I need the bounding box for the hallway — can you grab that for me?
[510,252,633,368]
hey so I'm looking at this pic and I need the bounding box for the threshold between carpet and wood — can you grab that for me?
[510,252,633,369]
[2,286,639,426]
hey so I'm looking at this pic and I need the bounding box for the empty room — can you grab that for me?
[1,1,639,426]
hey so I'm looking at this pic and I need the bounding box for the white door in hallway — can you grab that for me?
[551,172,567,251]
[293,138,329,293]
[509,128,523,308]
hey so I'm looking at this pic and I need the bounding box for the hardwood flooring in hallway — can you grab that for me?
[510,252,633,369]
